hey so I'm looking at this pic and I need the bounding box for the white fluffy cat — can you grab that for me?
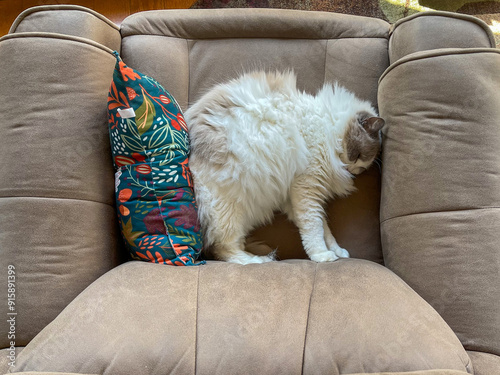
[185,71,384,264]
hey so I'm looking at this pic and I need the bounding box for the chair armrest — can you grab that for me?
[9,5,121,52]
[379,42,500,359]
[389,11,495,63]
[0,31,121,347]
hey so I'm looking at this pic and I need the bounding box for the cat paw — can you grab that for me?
[330,245,350,258]
[227,253,275,265]
[310,251,339,263]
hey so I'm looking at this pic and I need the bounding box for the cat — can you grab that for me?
[184,71,384,264]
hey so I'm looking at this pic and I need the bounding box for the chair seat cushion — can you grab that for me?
[11,259,471,374]
[4,371,472,375]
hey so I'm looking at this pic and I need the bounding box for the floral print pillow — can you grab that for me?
[107,52,204,266]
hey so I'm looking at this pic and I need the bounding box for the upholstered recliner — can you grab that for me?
[0,5,499,375]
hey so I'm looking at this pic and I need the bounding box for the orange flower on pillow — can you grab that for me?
[119,61,141,81]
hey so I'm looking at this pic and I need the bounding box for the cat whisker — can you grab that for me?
[373,158,382,173]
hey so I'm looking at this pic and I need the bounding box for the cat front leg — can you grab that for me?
[296,212,339,263]
[322,217,350,258]
[288,178,340,263]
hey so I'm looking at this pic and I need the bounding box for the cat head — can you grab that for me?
[339,111,385,175]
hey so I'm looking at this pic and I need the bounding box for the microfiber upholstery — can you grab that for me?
[9,5,121,51]
[380,13,500,361]
[379,48,500,357]
[9,259,472,374]
[467,351,500,375]
[107,52,203,266]
[388,12,495,63]
[0,32,120,348]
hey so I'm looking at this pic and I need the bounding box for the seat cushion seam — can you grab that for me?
[381,206,500,225]
[301,262,318,374]
[0,195,115,208]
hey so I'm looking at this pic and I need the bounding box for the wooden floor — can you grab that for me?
[0,0,197,36]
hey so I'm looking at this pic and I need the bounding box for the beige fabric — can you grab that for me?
[0,347,23,374]
[389,11,495,63]
[379,49,500,356]
[120,35,190,110]
[0,372,473,375]
[0,34,121,347]
[9,5,121,52]
[3,371,473,375]
[0,32,114,55]
[380,48,500,220]
[0,34,115,204]
[120,8,389,39]
[186,38,328,102]
[325,37,389,106]
[302,261,471,374]
[467,351,500,375]
[0,198,120,348]
[4,371,471,375]
[12,259,470,374]
[120,9,389,262]
[381,211,500,353]
[348,371,469,375]
[196,260,316,374]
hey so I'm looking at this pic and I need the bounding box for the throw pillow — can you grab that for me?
[107,51,204,266]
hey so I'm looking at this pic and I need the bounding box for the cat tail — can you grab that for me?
[244,237,278,261]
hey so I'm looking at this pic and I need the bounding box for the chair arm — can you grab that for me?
[379,40,500,359]
[389,11,495,64]
[9,5,121,52]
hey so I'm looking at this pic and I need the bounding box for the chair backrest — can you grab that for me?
[120,8,391,263]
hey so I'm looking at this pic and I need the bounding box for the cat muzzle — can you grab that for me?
[348,166,367,175]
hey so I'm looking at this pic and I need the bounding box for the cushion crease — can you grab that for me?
[381,206,500,225]
[301,262,318,374]
[0,195,114,208]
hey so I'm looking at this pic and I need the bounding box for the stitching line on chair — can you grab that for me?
[301,262,318,374]
[380,206,500,225]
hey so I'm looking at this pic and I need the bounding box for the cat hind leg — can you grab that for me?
[213,240,275,264]
[209,209,275,265]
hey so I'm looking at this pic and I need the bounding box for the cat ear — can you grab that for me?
[361,117,385,137]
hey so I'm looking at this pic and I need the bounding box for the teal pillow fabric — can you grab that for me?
[107,52,204,266]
